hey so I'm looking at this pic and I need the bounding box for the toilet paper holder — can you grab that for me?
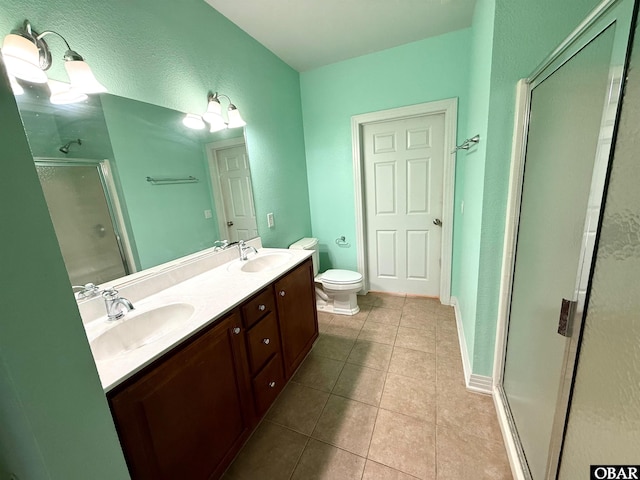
[335,236,351,248]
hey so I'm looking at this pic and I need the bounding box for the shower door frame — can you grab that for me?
[35,157,137,280]
[491,0,637,478]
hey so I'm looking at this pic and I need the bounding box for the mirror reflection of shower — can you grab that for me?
[59,139,82,154]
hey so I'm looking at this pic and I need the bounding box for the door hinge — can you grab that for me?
[557,298,577,337]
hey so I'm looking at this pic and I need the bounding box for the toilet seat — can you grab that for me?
[319,269,363,291]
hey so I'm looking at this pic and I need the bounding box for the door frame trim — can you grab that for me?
[492,79,533,480]
[351,98,457,304]
[205,136,248,240]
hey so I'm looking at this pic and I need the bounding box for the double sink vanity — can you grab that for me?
[79,239,318,479]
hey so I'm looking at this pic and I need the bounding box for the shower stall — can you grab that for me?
[493,0,637,478]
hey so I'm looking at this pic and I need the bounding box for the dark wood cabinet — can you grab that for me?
[108,257,318,479]
[275,259,319,378]
[109,311,252,480]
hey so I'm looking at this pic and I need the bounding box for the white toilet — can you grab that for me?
[289,237,363,316]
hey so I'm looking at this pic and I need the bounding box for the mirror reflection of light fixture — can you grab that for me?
[48,79,88,105]
[1,20,107,97]
[8,75,24,95]
[182,113,206,130]
[183,91,246,132]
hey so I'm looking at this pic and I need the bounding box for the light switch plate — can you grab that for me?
[267,212,275,228]
[204,209,212,219]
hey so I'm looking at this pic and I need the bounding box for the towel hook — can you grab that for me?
[452,134,480,154]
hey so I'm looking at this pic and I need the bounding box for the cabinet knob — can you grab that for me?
[262,338,270,345]
[268,381,276,388]
[279,290,286,297]
[232,327,241,335]
[258,304,266,311]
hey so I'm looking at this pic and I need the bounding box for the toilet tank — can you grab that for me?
[289,237,319,277]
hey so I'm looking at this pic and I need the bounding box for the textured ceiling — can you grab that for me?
[203,0,476,72]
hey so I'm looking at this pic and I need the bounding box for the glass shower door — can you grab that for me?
[36,162,129,285]
[502,22,618,480]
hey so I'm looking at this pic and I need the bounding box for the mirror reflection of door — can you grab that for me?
[208,140,258,242]
[35,160,130,285]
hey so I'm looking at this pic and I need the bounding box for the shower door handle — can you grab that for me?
[557,298,577,337]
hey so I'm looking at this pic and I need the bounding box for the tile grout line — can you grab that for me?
[286,431,311,480]
[362,313,399,469]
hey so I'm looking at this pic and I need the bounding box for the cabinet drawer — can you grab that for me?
[242,287,275,329]
[246,312,281,374]
[252,354,285,417]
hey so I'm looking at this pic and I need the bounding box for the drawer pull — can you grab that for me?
[258,304,266,311]
[232,327,241,335]
[268,381,276,388]
[262,338,270,345]
[279,290,286,297]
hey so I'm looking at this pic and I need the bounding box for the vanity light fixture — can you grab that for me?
[183,91,246,132]
[1,20,107,98]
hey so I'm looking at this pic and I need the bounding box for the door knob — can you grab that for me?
[232,327,241,335]
[227,221,234,227]
[433,218,442,227]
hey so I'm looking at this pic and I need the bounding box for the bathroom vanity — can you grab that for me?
[83,247,317,480]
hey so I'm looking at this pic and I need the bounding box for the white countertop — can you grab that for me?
[84,247,312,392]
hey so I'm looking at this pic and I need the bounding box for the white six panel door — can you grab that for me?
[363,114,444,296]
[216,144,258,241]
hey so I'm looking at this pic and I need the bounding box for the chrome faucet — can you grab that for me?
[103,288,134,320]
[238,240,258,261]
[72,282,100,300]
[212,239,229,251]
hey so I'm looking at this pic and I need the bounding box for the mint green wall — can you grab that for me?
[464,0,605,376]
[0,0,312,251]
[451,0,496,370]
[101,95,220,270]
[300,29,471,271]
[0,64,129,479]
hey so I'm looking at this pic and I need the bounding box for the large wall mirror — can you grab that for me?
[14,82,259,286]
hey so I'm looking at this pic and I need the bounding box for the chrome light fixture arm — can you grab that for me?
[11,20,80,71]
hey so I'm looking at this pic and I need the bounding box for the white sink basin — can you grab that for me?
[228,252,293,273]
[90,303,195,362]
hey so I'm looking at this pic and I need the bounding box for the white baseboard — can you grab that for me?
[449,296,492,395]
[468,374,493,393]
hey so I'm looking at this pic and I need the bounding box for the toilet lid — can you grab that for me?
[321,269,363,284]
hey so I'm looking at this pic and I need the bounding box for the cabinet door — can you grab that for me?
[275,259,319,378]
[109,312,252,480]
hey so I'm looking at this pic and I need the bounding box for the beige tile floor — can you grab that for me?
[224,293,513,480]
